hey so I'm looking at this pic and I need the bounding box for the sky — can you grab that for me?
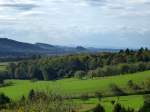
[0,0,150,49]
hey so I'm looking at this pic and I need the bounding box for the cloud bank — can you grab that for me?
[0,0,150,48]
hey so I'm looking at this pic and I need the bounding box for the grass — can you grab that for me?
[76,95,144,112]
[0,70,150,100]
[0,70,149,112]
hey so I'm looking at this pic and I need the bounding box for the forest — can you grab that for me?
[4,48,150,81]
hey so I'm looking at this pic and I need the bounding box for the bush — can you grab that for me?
[109,84,125,96]
[127,80,134,89]
[28,89,35,100]
[93,104,105,112]
[139,95,150,112]
[111,100,116,105]
[80,93,89,101]
[74,70,85,79]
[113,103,134,112]
[4,91,76,112]
[87,70,96,79]
[0,79,4,85]
[127,80,141,91]
[113,103,123,112]
[0,93,10,106]
[144,78,150,91]
[95,92,103,101]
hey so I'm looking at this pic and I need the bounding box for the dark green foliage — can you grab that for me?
[95,92,103,101]
[127,80,141,91]
[28,89,35,100]
[0,79,4,84]
[74,70,86,79]
[7,63,16,78]
[7,48,150,80]
[0,93,10,105]
[93,104,105,112]
[110,84,125,96]
[144,78,150,91]
[111,100,116,105]
[113,103,123,112]
[139,95,150,112]
[80,93,89,101]
[113,103,134,112]
[0,91,76,112]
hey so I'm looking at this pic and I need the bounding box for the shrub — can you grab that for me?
[80,93,89,101]
[0,79,4,85]
[113,103,123,112]
[139,95,150,112]
[95,92,103,101]
[144,78,150,91]
[0,93,10,109]
[127,80,141,91]
[5,91,76,112]
[74,70,85,79]
[28,89,35,100]
[111,100,115,105]
[93,104,105,112]
[109,84,125,96]
[113,103,134,112]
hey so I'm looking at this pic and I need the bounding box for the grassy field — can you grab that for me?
[0,70,149,112]
[76,95,144,112]
[0,70,150,100]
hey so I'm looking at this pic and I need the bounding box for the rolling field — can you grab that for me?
[0,70,150,100]
[76,95,144,112]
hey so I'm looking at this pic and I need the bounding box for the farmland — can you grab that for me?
[0,71,149,111]
[0,70,150,100]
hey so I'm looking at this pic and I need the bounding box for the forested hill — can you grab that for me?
[0,38,119,58]
[7,48,150,80]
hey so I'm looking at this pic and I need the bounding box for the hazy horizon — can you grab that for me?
[0,0,150,49]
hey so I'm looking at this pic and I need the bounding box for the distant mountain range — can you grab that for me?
[0,38,120,57]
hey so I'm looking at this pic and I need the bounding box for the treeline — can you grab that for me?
[0,54,42,62]
[7,48,150,80]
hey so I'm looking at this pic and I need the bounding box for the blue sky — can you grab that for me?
[0,0,150,48]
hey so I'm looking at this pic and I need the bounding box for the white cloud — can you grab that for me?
[0,0,150,48]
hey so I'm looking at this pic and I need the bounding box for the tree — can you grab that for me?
[7,63,16,78]
[113,103,122,112]
[87,70,96,79]
[127,80,134,89]
[74,70,85,79]
[109,84,125,96]
[139,95,150,112]
[113,103,134,112]
[93,104,105,112]
[28,89,35,100]
[144,78,150,91]
[119,64,130,74]
[0,79,4,85]
[0,93,10,105]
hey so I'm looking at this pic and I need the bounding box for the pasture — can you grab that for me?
[0,70,150,100]
[77,95,144,112]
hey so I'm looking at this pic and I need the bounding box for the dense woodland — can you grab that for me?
[4,48,150,80]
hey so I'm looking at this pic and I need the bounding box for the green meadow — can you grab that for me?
[76,95,144,112]
[0,70,150,100]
